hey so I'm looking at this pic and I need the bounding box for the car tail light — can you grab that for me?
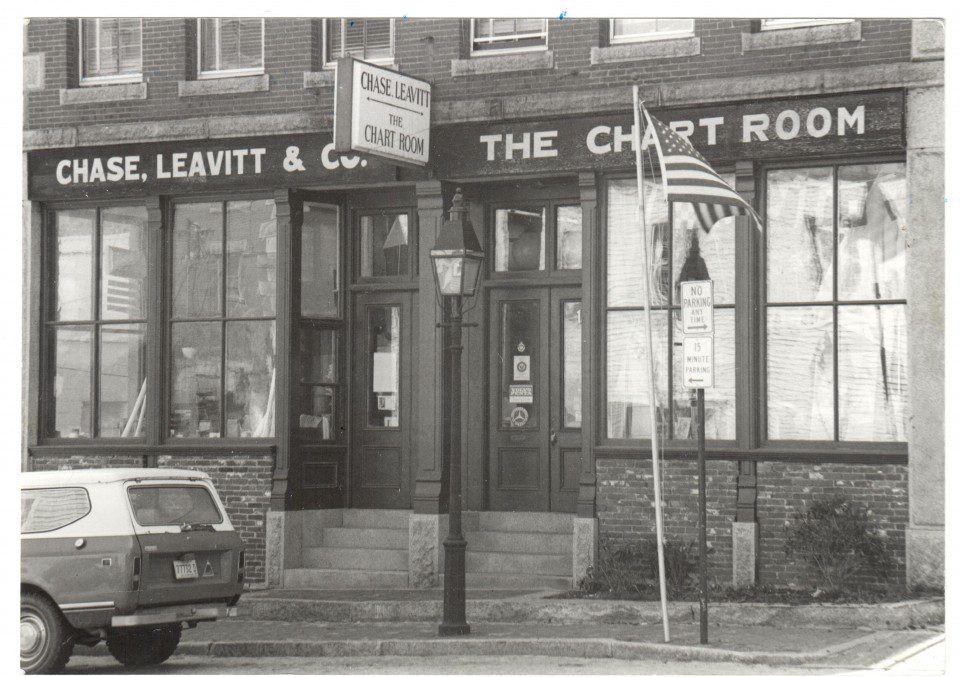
[237,550,245,584]
[133,556,142,590]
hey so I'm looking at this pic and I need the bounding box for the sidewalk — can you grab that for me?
[78,618,943,668]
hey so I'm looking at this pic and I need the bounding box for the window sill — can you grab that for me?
[178,74,270,98]
[741,20,861,51]
[303,70,335,89]
[59,82,147,106]
[591,36,700,65]
[451,49,554,77]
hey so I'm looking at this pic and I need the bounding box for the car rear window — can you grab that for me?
[127,485,223,527]
[21,487,91,534]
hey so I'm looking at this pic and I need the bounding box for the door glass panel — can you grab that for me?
[562,301,582,428]
[367,305,400,427]
[299,385,336,440]
[300,327,337,383]
[302,203,340,317]
[556,206,582,270]
[499,300,539,429]
[360,213,409,277]
[494,207,545,272]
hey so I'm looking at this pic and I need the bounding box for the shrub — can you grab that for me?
[785,496,892,593]
[578,540,650,595]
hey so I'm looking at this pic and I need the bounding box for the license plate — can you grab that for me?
[173,557,199,580]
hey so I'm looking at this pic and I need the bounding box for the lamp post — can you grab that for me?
[430,188,484,637]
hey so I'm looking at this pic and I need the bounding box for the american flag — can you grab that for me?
[642,105,761,232]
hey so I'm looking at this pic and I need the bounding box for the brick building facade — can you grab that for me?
[23,17,944,590]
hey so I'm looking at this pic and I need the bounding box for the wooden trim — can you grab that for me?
[144,197,164,453]
[577,171,598,518]
[272,189,296,509]
[28,443,277,457]
[594,444,906,465]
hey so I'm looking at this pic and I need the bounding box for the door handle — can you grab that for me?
[550,431,558,445]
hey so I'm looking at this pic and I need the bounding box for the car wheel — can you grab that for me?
[21,590,74,674]
[106,624,182,667]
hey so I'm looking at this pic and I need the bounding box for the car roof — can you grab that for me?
[21,468,211,488]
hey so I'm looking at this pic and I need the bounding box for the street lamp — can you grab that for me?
[430,188,483,637]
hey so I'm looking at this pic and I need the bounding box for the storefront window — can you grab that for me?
[604,178,736,441]
[45,206,148,439]
[170,199,276,438]
[765,163,907,442]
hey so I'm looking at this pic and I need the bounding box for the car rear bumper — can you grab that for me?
[111,603,238,628]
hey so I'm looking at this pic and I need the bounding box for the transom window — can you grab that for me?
[198,18,264,77]
[44,206,148,439]
[325,19,394,64]
[765,163,907,442]
[169,199,277,439]
[610,18,694,44]
[471,19,548,53]
[760,19,853,30]
[80,18,142,83]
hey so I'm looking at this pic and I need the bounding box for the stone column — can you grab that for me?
[905,67,944,587]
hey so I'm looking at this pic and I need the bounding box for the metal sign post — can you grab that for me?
[680,280,714,645]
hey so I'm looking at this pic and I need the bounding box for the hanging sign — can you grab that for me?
[682,336,715,389]
[680,280,714,334]
[334,55,432,166]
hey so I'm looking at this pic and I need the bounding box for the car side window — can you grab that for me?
[21,488,92,534]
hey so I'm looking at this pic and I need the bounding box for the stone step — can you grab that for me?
[477,511,574,534]
[440,573,573,590]
[302,546,408,571]
[464,531,570,555]
[466,551,571,577]
[320,527,409,549]
[341,509,412,530]
[283,568,409,589]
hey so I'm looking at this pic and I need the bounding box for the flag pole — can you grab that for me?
[632,84,671,643]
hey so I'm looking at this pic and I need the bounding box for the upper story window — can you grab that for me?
[610,18,694,44]
[471,19,548,54]
[760,18,853,30]
[80,18,142,84]
[325,19,394,65]
[198,18,264,78]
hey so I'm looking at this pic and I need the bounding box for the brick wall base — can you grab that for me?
[29,450,275,587]
[597,457,907,588]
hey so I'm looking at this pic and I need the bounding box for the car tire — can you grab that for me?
[107,624,182,667]
[21,590,74,675]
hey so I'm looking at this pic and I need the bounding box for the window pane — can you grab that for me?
[562,301,582,428]
[127,486,222,526]
[299,385,336,440]
[838,164,906,301]
[766,167,834,303]
[766,307,834,440]
[100,206,147,320]
[199,18,219,72]
[606,179,670,307]
[360,213,409,277]
[81,19,100,78]
[606,310,669,439]
[301,203,339,317]
[672,178,736,304]
[218,18,241,70]
[368,306,400,427]
[172,202,222,318]
[118,18,141,74]
[48,327,92,439]
[238,19,263,69]
[170,322,221,438]
[21,488,91,534]
[225,320,275,437]
[556,205,582,270]
[97,19,120,75]
[498,300,540,429]
[99,324,146,438]
[672,309,735,440]
[838,305,907,441]
[300,327,337,383]
[613,19,657,36]
[54,210,95,321]
[494,207,545,272]
[226,199,276,317]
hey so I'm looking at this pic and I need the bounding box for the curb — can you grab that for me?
[83,631,885,666]
[240,597,944,630]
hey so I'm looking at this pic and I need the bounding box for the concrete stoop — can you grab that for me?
[284,509,578,590]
